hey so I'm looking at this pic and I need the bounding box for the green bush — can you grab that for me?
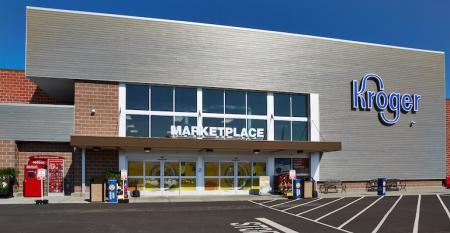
[0,168,18,177]
[105,171,120,182]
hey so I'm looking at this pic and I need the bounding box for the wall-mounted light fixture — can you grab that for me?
[410,121,416,127]
[297,150,304,154]
[205,148,213,153]
[158,156,166,161]
[90,108,96,116]
[144,148,151,153]
[93,147,101,152]
[253,149,260,155]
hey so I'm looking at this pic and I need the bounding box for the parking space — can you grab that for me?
[252,194,450,233]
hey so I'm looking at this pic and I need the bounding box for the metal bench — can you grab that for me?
[386,179,406,191]
[366,179,377,192]
[319,180,346,194]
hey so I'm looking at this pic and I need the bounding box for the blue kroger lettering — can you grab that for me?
[352,73,421,125]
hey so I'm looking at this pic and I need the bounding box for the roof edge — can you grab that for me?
[26,6,445,55]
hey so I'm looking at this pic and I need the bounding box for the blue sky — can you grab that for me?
[1,0,449,96]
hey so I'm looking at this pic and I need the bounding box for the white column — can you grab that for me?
[267,93,274,141]
[81,148,86,194]
[118,83,126,137]
[267,156,275,192]
[196,156,204,191]
[310,153,321,181]
[119,150,127,171]
[309,93,321,181]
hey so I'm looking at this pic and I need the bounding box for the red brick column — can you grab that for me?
[0,140,16,168]
[446,99,450,176]
[74,81,119,136]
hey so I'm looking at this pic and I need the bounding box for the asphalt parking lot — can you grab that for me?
[0,194,448,233]
[253,194,450,233]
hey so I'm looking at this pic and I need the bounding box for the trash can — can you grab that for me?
[90,177,105,202]
[293,178,302,199]
[107,179,118,203]
[377,178,386,196]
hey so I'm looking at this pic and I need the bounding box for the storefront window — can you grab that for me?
[274,158,291,175]
[151,116,172,138]
[175,87,197,112]
[220,178,235,190]
[203,89,224,113]
[126,115,149,137]
[225,118,245,138]
[293,158,310,174]
[174,116,197,128]
[151,86,173,111]
[292,94,308,117]
[145,178,160,191]
[274,93,290,116]
[126,84,149,110]
[181,178,196,190]
[205,178,219,190]
[128,161,143,176]
[204,162,219,176]
[292,121,308,141]
[253,162,266,176]
[274,120,291,141]
[225,90,246,114]
[180,162,196,176]
[203,117,224,129]
[237,162,251,176]
[128,178,144,191]
[145,161,160,176]
[238,178,252,190]
[164,178,179,190]
[247,119,267,140]
[220,162,234,176]
[247,91,267,115]
[164,162,180,176]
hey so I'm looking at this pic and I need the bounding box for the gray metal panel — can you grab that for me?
[0,104,74,142]
[25,8,445,180]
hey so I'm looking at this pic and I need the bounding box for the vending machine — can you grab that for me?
[23,156,64,197]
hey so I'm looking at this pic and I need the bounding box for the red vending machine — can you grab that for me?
[23,156,64,197]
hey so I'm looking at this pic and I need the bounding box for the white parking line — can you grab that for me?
[412,195,421,233]
[436,194,450,221]
[255,218,299,233]
[371,195,403,233]
[296,197,345,216]
[260,199,286,204]
[315,196,365,221]
[338,196,384,229]
[270,199,299,208]
[249,200,352,233]
[282,198,322,211]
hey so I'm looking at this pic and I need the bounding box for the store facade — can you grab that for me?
[0,6,446,196]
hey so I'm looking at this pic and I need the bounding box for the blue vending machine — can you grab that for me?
[107,179,118,203]
[377,178,386,196]
[293,179,302,199]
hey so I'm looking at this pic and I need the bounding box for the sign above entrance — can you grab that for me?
[352,73,421,125]
[170,126,265,140]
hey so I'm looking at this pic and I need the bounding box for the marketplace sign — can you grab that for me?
[352,73,421,125]
[171,125,265,139]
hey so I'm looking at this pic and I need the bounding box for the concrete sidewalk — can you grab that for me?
[1,186,449,204]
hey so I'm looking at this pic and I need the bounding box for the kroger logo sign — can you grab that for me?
[352,73,421,125]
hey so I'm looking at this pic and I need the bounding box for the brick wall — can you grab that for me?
[74,81,119,136]
[447,99,450,176]
[0,140,16,168]
[16,142,73,193]
[0,69,57,104]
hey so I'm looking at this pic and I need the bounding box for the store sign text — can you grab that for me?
[171,126,264,139]
[352,73,421,125]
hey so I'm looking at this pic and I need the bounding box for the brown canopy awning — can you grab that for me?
[70,136,341,153]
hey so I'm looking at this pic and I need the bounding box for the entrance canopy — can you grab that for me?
[70,136,341,153]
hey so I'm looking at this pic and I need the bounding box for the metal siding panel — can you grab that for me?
[0,104,74,142]
[25,8,445,180]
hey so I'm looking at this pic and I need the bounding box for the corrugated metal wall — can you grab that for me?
[25,8,445,180]
[0,104,74,141]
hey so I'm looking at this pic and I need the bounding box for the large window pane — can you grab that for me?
[247,91,267,115]
[128,178,144,191]
[274,120,291,141]
[220,162,234,176]
[175,87,197,112]
[204,162,219,176]
[247,119,267,140]
[274,93,290,116]
[151,116,173,138]
[237,162,251,176]
[145,161,160,176]
[205,178,219,190]
[164,178,179,190]
[292,121,308,141]
[225,118,245,139]
[126,84,149,110]
[274,158,291,175]
[128,161,143,176]
[292,95,308,117]
[164,162,180,176]
[203,89,224,113]
[225,90,246,114]
[151,86,173,111]
[174,116,197,127]
[293,158,310,174]
[238,178,252,190]
[145,178,160,190]
[220,178,234,190]
[126,115,149,137]
[203,118,224,128]
[180,162,196,176]
[181,178,196,190]
[253,162,266,176]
